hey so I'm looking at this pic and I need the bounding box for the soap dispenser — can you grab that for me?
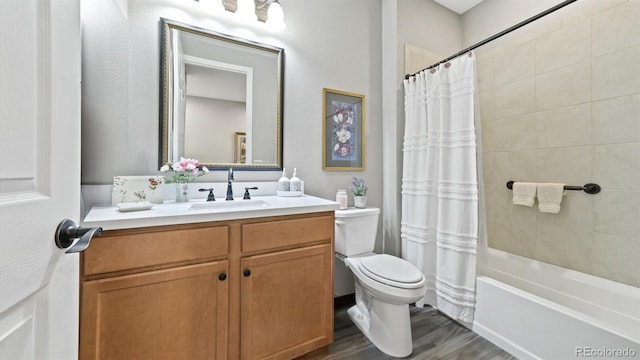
[290,168,301,192]
[278,168,290,191]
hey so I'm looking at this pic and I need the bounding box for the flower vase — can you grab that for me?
[354,196,367,209]
[175,183,190,202]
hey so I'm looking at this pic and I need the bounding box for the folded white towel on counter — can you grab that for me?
[512,182,537,207]
[537,183,565,213]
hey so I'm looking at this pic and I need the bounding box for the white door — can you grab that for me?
[0,0,81,359]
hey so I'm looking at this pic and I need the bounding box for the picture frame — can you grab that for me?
[234,132,247,163]
[322,88,365,170]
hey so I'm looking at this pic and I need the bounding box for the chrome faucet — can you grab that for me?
[226,168,234,200]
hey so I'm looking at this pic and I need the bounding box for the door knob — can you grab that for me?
[54,219,102,253]
[243,269,251,277]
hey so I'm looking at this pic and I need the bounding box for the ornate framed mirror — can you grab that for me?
[159,18,283,170]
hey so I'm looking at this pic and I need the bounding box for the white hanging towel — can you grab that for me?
[537,183,565,213]
[512,182,537,207]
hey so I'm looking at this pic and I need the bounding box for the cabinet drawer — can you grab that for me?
[83,226,229,276]
[242,215,333,253]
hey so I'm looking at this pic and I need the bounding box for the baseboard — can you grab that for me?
[334,294,355,309]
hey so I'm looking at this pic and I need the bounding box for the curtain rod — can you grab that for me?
[404,0,578,79]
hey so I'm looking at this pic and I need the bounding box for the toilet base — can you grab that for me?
[347,297,414,358]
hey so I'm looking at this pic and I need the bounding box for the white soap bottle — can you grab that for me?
[290,168,301,192]
[278,168,290,191]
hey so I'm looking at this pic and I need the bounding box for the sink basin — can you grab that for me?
[189,199,269,211]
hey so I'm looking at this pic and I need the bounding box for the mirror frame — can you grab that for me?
[159,18,284,171]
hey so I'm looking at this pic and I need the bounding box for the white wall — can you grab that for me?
[461,0,564,46]
[184,96,245,164]
[81,0,385,248]
[277,1,383,251]
[381,0,399,256]
[399,0,462,67]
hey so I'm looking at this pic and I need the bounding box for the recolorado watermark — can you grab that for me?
[576,347,637,358]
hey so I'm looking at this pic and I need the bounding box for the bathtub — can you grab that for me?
[472,248,640,360]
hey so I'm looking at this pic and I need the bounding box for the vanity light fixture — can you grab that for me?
[192,0,286,31]
[236,0,257,21]
[265,0,286,31]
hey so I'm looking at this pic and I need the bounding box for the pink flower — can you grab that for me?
[160,158,209,184]
[179,157,200,168]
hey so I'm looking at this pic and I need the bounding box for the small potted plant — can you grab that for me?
[160,158,209,202]
[350,177,368,208]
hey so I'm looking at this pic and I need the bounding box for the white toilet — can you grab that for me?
[335,207,426,358]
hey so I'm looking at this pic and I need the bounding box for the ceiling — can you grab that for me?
[185,64,247,103]
[433,0,484,14]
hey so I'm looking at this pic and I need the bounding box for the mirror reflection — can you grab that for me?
[160,18,283,170]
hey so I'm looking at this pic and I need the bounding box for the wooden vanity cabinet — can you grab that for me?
[81,261,229,360]
[239,216,334,360]
[79,224,230,360]
[79,212,334,360]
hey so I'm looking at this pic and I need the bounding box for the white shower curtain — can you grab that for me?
[401,54,479,323]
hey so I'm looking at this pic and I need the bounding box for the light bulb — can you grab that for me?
[236,0,256,22]
[266,1,286,31]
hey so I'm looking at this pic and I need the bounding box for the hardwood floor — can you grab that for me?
[300,297,518,360]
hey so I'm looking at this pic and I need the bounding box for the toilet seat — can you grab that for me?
[358,254,424,289]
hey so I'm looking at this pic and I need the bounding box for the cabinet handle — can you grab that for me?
[218,273,227,281]
[243,269,251,277]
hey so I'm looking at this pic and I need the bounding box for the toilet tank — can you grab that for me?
[334,207,380,256]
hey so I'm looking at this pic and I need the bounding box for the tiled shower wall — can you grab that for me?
[478,0,640,287]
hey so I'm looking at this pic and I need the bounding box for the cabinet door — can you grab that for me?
[240,244,333,360]
[81,261,229,360]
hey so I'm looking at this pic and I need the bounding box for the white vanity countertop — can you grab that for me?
[82,195,340,230]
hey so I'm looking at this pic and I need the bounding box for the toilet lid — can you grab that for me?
[358,254,424,289]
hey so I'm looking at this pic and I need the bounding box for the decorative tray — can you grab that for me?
[116,201,155,212]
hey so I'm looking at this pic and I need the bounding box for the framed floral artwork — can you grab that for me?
[322,88,365,170]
